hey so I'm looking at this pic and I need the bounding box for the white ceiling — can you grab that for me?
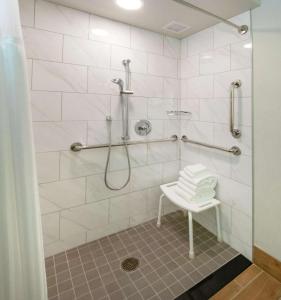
[47,0,260,38]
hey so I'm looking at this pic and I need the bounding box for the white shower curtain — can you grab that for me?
[0,0,47,299]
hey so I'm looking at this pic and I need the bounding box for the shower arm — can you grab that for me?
[172,0,248,35]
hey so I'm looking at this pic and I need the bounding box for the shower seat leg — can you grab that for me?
[188,211,195,259]
[215,205,222,242]
[157,194,164,228]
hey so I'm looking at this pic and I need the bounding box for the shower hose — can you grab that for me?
[104,116,131,190]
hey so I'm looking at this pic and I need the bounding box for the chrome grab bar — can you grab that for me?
[70,135,178,152]
[181,135,241,156]
[230,80,242,138]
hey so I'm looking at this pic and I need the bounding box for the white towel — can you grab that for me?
[177,182,216,202]
[184,164,206,175]
[179,175,217,190]
[180,171,218,188]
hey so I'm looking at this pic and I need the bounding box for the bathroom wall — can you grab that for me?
[180,12,253,258]
[19,0,180,256]
[252,0,281,261]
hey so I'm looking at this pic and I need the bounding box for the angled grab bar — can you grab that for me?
[230,80,242,138]
[181,135,241,156]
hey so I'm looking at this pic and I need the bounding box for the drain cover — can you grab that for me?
[121,257,139,272]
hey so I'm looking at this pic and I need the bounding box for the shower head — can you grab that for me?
[112,78,124,92]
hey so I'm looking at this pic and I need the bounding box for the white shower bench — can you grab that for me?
[157,182,222,259]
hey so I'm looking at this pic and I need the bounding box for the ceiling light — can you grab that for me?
[243,43,252,49]
[91,29,108,37]
[116,0,143,10]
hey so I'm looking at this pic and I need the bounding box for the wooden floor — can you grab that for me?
[211,264,281,300]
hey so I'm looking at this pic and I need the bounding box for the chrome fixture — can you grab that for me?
[111,78,134,95]
[181,135,241,156]
[172,0,248,35]
[70,135,178,152]
[230,80,242,138]
[135,120,152,136]
[103,59,133,190]
[166,110,192,117]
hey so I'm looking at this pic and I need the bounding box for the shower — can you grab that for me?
[104,59,133,190]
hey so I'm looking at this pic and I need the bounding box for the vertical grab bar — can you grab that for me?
[230,80,242,138]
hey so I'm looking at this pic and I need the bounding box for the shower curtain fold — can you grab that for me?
[0,0,47,299]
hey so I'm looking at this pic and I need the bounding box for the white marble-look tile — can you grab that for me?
[87,120,122,144]
[182,120,213,144]
[148,98,177,120]
[33,61,87,92]
[162,160,180,183]
[41,213,60,245]
[214,124,252,156]
[214,12,251,48]
[237,98,252,127]
[164,36,181,58]
[231,208,252,244]
[180,55,199,79]
[186,75,213,99]
[231,154,252,186]
[44,233,86,257]
[217,176,252,216]
[220,203,232,234]
[229,235,252,260]
[86,170,130,202]
[40,196,60,215]
[148,54,177,78]
[200,45,230,74]
[33,121,87,152]
[181,37,188,59]
[200,98,228,123]
[109,144,147,171]
[131,164,162,191]
[23,27,63,61]
[19,0,34,26]
[89,15,130,47]
[63,35,110,68]
[163,78,179,99]
[147,187,161,214]
[110,96,147,121]
[131,73,163,98]
[214,69,251,98]
[231,40,252,70]
[147,142,179,164]
[188,27,214,56]
[180,99,200,121]
[88,67,124,95]
[60,149,107,179]
[199,148,232,178]
[62,93,110,121]
[40,178,86,210]
[111,46,147,74]
[60,200,109,236]
[35,0,89,38]
[36,152,60,184]
[31,91,61,122]
[131,27,163,55]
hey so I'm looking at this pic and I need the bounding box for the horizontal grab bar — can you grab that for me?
[181,135,241,156]
[70,135,178,152]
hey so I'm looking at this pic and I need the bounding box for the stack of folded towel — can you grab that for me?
[175,164,217,203]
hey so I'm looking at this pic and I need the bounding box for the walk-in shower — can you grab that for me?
[104,59,134,190]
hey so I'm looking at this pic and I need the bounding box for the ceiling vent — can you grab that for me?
[163,21,190,33]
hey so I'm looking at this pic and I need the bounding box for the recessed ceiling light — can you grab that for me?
[244,43,252,49]
[116,0,143,10]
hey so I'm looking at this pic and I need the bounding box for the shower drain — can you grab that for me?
[121,257,139,272]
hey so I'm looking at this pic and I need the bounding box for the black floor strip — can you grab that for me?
[176,254,252,300]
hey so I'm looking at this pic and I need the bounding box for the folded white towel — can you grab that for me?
[174,186,193,203]
[180,171,218,188]
[179,175,217,190]
[184,164,206,175]
[177,182,216,202]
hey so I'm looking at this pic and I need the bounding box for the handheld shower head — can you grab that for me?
[112,78,124,92]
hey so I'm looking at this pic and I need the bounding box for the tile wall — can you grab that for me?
[20,0,180,256]
[180,12,252,258]
[19,0,253,259]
